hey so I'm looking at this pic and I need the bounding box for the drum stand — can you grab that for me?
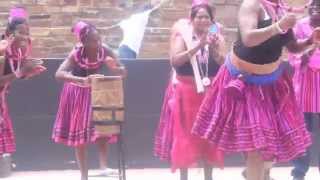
[92,106,126,180]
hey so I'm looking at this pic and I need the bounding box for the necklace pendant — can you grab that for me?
[202,77,211,86]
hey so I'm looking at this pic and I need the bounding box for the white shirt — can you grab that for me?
[119,9,152,54]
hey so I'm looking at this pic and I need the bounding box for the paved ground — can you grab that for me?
[0,167,319,180]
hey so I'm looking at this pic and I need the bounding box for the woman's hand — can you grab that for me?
[105,57,127,77]
[300,43,319,68]
[80,76,91,86]
[277,13,297,33]
[311,27,320,44]
[19,59,46,79]
[22,65,47,79]
[112,66,127,78]
[0,35,14,56]
[118,66,127,77]
[207,33,220,50]
[197,32,209,48]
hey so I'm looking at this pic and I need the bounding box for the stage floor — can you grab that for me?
[2,167,319,180]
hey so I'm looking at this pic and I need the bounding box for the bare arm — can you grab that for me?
[105,47,120,64]
[286,38,313,53]
[286,25,319,53]
[55,55,85,84]
[0,41,8,56]
[238,0,278,47]
[104,47,126,76]
[209,32,226,65]
[170,33,205,67]
[0,40,17,85]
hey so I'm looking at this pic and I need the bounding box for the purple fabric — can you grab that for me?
[192,63,312,163]
[0,88,15,154]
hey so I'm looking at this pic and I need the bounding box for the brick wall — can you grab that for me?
[0,0,306,59]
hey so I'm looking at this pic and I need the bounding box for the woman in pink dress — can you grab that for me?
[52,22,126,180]
[154,1,225,180]
[289,2,320,180]
[192,0,317,180]
[0,6,45,163]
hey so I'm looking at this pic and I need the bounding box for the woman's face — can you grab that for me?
[192,8,213,32]
[13,23,30,49]
[84,30,101,51]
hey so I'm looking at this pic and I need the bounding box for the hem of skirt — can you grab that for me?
[154,154,170,161]
[213,141,311,163]
[193,125,312,162]
[0,149,15,155]
[154,153,170,162]
[52,137,92,147]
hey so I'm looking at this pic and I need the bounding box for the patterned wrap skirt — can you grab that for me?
[0,88,15,154]
[192,56,312,163]
[154,76,223,171]
[52,83,115,147]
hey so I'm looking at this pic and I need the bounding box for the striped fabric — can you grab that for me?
[154,83,174,161]
[0,89,15,154]
[293,67,320,113]
[154,76,223,172]
[289,17,320,113]
[192,64,311,163]
[52,83,115,147]
[52,83,94,147]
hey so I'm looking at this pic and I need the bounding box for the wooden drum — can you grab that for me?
[91,75,124,135]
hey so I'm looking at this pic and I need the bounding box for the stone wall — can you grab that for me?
[0,0,306,58]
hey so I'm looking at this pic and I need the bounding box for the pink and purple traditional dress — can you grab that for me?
[154,19,223,171]
[192,16,311,163]
[289,17,320,113]
[0,59,18,155]
[0,35,32,155]
[52,45,114,147]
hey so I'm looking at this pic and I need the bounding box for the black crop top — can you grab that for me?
[174,56,220,77]
[72,65,102,77]
[3,58,16,75]
[233,18,294,64]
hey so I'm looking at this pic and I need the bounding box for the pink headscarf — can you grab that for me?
[72,21,89,41]
[192,0,209,7]
[8,7,28,23]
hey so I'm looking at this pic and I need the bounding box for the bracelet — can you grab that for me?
[274,22,287,34]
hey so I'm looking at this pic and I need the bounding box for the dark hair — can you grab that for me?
[78,24,98,44]
[190,4,214,22]
[3,18,27,39]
